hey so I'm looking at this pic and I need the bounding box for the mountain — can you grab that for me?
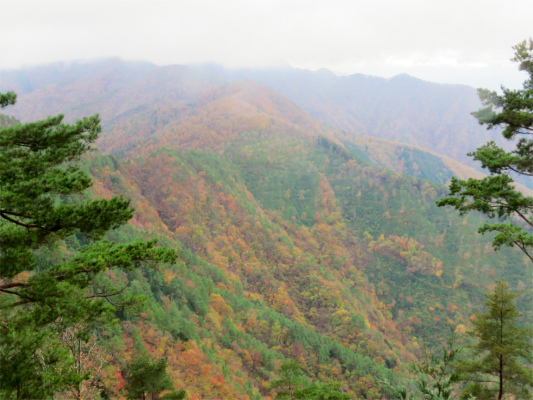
[1,60,502,159]
[1,60,531,399]
[104,80,331,155]
[6,59,522,187]
[206,66,510,166]
[1,59,223,123]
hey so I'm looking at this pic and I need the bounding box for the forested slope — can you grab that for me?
[1,60,531,399]
[2,59,507,165]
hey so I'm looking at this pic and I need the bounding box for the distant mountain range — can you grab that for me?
[1,58,504,161]
[1,59,530,399]
[1,58,524,190]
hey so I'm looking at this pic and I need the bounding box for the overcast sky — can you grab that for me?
[1,0,531,90]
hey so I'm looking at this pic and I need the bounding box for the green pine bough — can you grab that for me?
[0,92,176,399]
[382,331,463,400]
[436,39,533,262]
[457,282,533,400]
[269,360,350,400]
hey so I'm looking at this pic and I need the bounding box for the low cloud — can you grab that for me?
[1,0,531,90]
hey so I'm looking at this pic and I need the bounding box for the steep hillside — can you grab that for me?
[204,66,511,167]
[1,59,222,124]
[1,61,531,399]
[2,60,507,165]
[80,130,530,399]
[109,81,334,156]
[337,134,533,196]
[98,92,530,397]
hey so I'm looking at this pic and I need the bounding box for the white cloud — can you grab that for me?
[1,0,531,89]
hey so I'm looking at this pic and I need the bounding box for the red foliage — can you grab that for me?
[114,371,125,391]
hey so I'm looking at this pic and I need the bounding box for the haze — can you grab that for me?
[1,0,531,90]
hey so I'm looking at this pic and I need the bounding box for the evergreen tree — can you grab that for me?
[437,39,533,261]
[270,360,307,400]
[124,357,175,400]
[0,94,176,398]
[270,361,350,400]
[294,382,350,400]
[457,282,533,400]
[161,389,187,400]
[0,91,17,108]
[384,332,462,400]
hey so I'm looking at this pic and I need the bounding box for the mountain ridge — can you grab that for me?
[1,59,531,399]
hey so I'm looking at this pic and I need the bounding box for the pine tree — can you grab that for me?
[384,331,462,400]
[437,39,533,261]
[457,282,533,400]
[294,382,350,400]
[269,360,307,400]
[270,360,349,400]
[124,357,175,400]
[0,93,176,398]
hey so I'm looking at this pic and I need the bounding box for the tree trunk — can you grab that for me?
[499,354,503,400]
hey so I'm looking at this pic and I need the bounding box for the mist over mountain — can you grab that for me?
[1,58,531,399]
[210,65,507,166]
[2,59,507,167]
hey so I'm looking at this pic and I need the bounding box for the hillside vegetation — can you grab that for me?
[0,60,531,399]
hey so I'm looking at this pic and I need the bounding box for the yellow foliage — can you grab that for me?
[205,311,223,331]
[455,324,467,334]
[291,247,302,258]
[209,293,234,317]
[163,269,177,284]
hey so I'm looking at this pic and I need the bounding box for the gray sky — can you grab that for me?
[1,0,531,90]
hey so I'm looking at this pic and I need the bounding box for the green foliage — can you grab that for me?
[124,357,175,400]
[270,361,349,400]
[437,39,533,262]
[161,389,188,399]
[343,137,455,185]
[456,282,533,400]
[0,91,16,108]
[0,323,81,400]
[384,332,462,400]
[4,59,533,400]
[227,136,321,226]
[0,112,127,277]
[410,335,461,400]
[397,147,453,184]
[294,382,350,400]
[270,360,307,399]
[0,95,176,398]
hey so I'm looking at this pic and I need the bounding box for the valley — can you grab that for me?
[1,59,531,399]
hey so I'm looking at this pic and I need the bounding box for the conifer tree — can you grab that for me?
[0,93,176,398]
[457,282,533,400]
[270,360,349,400]
[437,39,533,261]
[294,382,350,400]
[269,360,307,400]
[124,357,176,400]
[384,332,462,400]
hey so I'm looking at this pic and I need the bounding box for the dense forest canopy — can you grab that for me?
[0,41,531,400]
